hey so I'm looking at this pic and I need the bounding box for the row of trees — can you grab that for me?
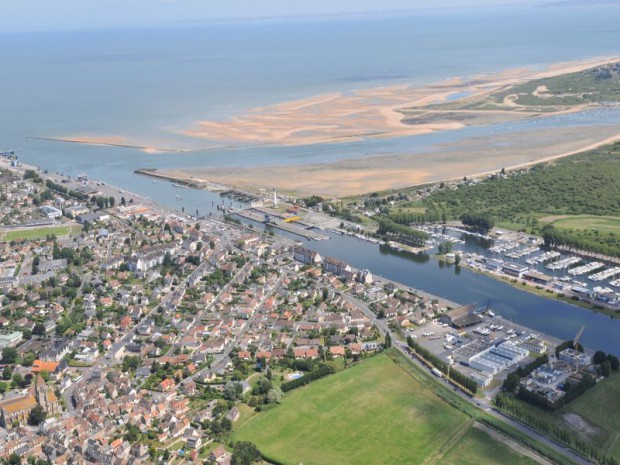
[376,218,429,246]
[406,336,448,374]
[280,364,335,392]
[387,207,447,226]
[406,336,478,394]
[543,224,620,258]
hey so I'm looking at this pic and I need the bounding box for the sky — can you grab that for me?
[2,0,538,32]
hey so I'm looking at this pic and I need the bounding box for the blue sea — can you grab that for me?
[1,4,620,179]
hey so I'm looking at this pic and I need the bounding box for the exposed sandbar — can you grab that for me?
[159,125,620,198]
[179,56,620,147]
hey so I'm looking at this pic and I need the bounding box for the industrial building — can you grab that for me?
[455,339,528,375]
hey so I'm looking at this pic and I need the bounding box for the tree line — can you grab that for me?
[406,336,478,395]
[280,364,336,392]
[377,218,429,246]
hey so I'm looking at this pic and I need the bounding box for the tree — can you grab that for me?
[266,387,283,404]
[593,350,607,365]
[220,417,232,431]
[437,241,454,255]
[7,453,22,465]
[384,331,392,349]
[121,355,141,372]
[28,405,46,425]
[607,354,620,372]
[223,381,242,401]
[601,361,612,378]
[33,322,46,336]
[11,373,24,389]
[231,441,261,465]
[108,196,115,207]
[2,365,12,380]
[1,347,18,364]
[32,256,40,275]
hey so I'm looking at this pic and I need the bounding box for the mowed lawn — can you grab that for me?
[438,426,543,465]
[233,353,469,465]
[1,225,81,242]
[564,373,620,460]
[541,215,620,234]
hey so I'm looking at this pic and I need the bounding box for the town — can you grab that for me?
[1,156,619,465]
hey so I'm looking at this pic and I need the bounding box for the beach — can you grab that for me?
[156,124,620,198]
[176,56,619,147]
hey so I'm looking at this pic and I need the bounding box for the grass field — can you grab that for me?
[540,215,620,235]
[438,426,543,465]
[233,353,546,465]
[0,224,81,242]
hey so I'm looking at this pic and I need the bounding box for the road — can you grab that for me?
[342,292,593,465]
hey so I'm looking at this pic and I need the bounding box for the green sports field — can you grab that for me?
[233,353,545,465]
[541,215,620,235]
[0,224,81,242]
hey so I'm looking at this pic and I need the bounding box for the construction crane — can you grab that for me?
[573,325,585,350]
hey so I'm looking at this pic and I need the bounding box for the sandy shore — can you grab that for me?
[31,136,194,154]
[179,56,620,147]
[161,125,620,198]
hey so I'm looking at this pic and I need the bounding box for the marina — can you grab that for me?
[589,266,620,282]
[545,256,582,270]
[568,261,604,276]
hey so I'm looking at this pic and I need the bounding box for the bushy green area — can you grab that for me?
[492,62,620,106]
[233,353,471,465]
[419,142,620,256]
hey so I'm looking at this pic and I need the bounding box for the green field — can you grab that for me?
[541,215,620,235]
[438,426,542,465]
[233,353,545,465]
[0,224,81,242]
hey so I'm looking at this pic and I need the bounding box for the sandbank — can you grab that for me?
[178,56,620,147]
[161,125,620,198]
